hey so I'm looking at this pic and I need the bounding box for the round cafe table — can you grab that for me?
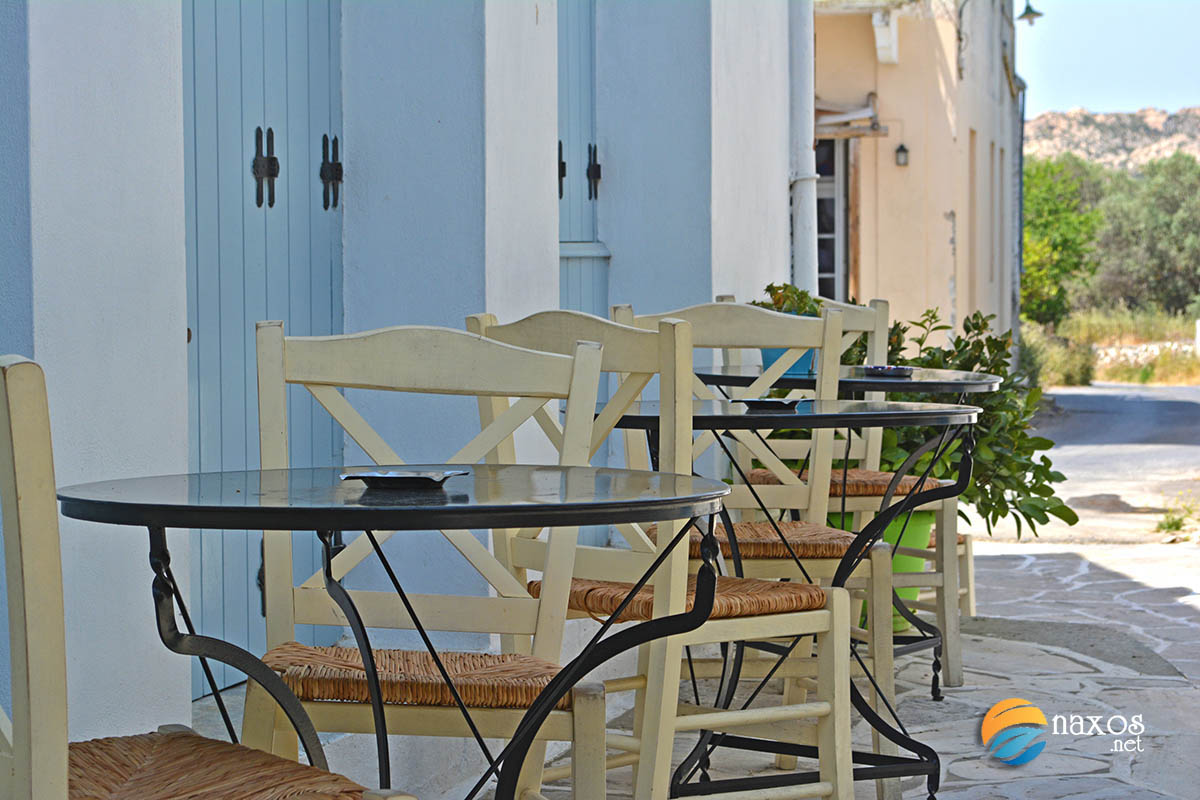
[615,398,980,800]
[58,463,729,798]
[694,364,1001,395]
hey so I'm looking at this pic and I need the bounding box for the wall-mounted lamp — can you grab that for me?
[895,143,909,167]
[1017,1,1043,25]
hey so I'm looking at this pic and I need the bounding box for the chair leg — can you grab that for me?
[816,587,853,800]
[959,534,976,618]
[242,680,297,759]
[866,548,901,800]
[571,683,608,800]
[628,643,651,790]
[774,673,809,769]
[634,636,686,800]
[934,499,963,688]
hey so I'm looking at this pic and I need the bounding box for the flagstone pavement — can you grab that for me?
[195,539,1200,798]
[537,539,1200,799]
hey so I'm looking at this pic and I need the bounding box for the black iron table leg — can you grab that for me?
[481,516,718,800]
[668,427,973,800]
[146,526,328,771]
[316,530,392,788]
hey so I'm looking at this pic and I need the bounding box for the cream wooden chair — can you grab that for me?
[610,302,898,793]
[241,323,608,799]
[719,296,971,687]
[470,311,853,800]
[0,356,411,800]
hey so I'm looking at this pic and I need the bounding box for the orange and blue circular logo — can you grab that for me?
[981,698,1047,766]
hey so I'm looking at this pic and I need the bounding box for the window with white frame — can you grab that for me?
[815,139,848,301]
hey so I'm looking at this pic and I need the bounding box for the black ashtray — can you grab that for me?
[340,470,470,491]
[863,365,913,378]
[737,399,800,413]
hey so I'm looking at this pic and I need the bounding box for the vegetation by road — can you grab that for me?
[1020,152,1200,386]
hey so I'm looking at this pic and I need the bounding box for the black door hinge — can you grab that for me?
[558,140,567,199]
[587,143,602,200]
[252,126,280,208]
[320,134,343,210]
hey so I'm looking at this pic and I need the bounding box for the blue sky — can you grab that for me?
[1014,0,1200,118]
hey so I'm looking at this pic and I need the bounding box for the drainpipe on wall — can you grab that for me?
[789,0,819,294]
[1014,76,1027,346]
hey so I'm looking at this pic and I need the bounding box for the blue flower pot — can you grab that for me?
[760,347,817,377]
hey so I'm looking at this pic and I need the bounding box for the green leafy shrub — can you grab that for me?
[878,309,1077,537]
[750,283,823,316]
[1018,320,1093,387]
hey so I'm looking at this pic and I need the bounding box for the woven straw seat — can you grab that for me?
[68,730,366,799]
[262,642,570,710]
[646,521,857,560]
[529,575,826,623]
[745,467,951,496]
[928,532,968,547]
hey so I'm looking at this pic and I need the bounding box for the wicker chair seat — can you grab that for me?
[529,575,826,623]
[68,730,366,799]
[646,520,857,560]
[745,467,951,496]
[262,642,569,710]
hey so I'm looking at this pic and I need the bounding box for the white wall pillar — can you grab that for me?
[790,0,819,294]
[484,0,559,320]
[27,1,190,738]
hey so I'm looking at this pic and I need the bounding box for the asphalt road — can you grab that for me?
[978,382,1200,543]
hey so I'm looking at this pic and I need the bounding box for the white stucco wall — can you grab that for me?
[484,0,560,320]
[710,0,793,301]
[27,2,191,738]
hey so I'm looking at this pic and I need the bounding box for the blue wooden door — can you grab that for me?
[184,0,343,696]
[558,0,609,319]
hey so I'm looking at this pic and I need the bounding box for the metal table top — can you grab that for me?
[695,364,1001,394]
[58,463,729,531]
[613,399,980,431]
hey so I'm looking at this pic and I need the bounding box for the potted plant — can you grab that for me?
[750,283,823,376]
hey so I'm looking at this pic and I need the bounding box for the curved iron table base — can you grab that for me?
[147,527,328,771]
[669,428,973,800]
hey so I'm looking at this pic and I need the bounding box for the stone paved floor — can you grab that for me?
[534,539,1200,799]
[197,538,1200,798]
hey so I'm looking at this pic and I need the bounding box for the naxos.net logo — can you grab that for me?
[980,698,1048,766]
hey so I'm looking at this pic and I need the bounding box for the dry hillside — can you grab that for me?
[1024,107,1200,171]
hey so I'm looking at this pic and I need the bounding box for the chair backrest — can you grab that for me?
[714,295,890,473]
[255,323,603,663]
[0,356,70,800]
[611,302,844,523]
[468,311,697,612]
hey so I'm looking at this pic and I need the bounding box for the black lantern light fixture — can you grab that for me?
[1017,1,1043,25]
[895,143,909,167]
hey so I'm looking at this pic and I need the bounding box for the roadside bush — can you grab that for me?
[1019,321,1093,387]
[1095,348,1200,385]
[1058,306,1193,347]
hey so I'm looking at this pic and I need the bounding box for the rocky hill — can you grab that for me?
[1024,107,1200,171]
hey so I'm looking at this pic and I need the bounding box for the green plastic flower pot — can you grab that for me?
[829,509,934,633]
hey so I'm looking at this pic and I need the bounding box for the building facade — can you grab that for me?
[0,1,1023,795]
[814,0,1023,333]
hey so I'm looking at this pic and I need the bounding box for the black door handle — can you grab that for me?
[252,126,280,208]
[320,134,343,210]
